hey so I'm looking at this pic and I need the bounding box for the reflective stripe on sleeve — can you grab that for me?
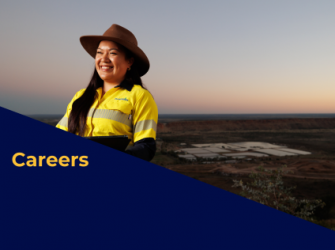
[89,108,132,127]
[134,119,157,134]
[57,116,68,128]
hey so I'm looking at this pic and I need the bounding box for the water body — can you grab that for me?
[28,113,335,124]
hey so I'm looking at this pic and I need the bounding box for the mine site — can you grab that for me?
[150,117,335,229]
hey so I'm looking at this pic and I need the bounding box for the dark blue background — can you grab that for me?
[0,106,333,249]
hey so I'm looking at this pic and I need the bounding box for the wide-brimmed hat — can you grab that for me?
[80,24,149,76]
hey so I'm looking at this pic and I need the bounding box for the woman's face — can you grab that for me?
[95,40,133,84]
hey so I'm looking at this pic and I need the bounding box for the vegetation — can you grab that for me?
[232,165,325,220]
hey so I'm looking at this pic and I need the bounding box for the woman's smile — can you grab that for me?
[100,65,114,71]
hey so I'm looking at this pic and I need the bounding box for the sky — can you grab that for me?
[0,0,334,115]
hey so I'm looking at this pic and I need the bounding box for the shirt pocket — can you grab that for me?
[105,100,133,115]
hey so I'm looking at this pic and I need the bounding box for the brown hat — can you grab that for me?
[80,24,150,76]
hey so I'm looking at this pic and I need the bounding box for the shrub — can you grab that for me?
[232,165,325,220]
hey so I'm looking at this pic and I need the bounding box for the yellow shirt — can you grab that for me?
[56,84,158,147]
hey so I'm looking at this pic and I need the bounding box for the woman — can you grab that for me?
[56,24,158,161]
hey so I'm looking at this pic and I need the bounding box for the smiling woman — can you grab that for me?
[56,24,158,161]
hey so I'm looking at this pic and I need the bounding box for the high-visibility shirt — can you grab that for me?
[56,83,158,147]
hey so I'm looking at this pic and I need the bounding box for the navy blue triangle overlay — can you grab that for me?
[0,106,334,249]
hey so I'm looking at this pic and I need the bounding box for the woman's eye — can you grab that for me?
[96,51,102,54]
[110,52,116,55]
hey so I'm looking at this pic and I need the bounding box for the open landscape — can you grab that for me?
[152,117,335,230]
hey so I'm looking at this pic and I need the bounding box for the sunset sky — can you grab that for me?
[1,0,334,115]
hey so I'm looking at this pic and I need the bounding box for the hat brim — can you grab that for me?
[80,35,150,77]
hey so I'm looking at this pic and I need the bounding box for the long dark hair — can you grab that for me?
[68,43,145,136]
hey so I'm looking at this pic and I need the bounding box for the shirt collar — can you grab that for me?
[96,80,133,98]
[114,79,133,92]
